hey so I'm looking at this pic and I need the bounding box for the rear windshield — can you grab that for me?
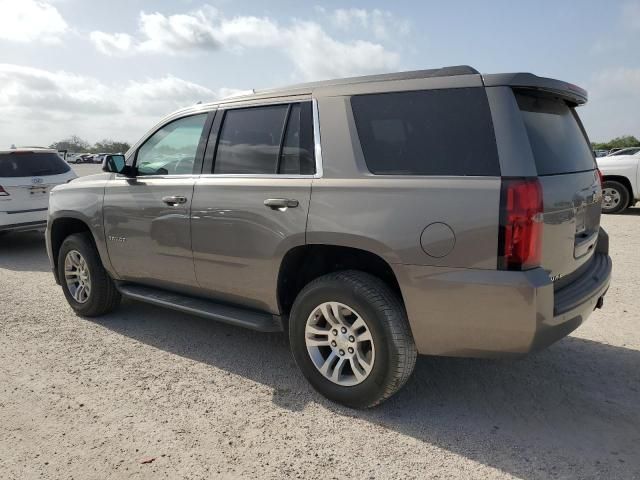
[515,90,595,175]
[0,152,70,177]
[351,88,500,176]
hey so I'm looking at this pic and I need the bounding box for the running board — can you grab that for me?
[117,284,283,332]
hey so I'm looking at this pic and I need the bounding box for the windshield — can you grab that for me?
[0,152,71,177]
[515,90,595,175]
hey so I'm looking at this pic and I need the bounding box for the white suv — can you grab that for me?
[597,148,640,213]
[0,148,77,234]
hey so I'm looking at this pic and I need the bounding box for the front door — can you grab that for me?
[103,113,210,292]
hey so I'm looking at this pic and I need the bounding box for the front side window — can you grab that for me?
[351,88,500,176]
[213,102,315,175]
[136,114,207,176]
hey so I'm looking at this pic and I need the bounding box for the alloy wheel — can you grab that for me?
[304,301,375,386]
[64,250,91,304]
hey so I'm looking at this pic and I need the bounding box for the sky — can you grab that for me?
[0,0,639,148]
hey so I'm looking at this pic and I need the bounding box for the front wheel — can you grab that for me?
[58,233,121,316]
[289,270,417,408]
[601,180,630,214]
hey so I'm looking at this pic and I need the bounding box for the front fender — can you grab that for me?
[47,175,117,283]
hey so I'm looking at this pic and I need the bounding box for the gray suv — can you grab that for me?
[46,66,612,408]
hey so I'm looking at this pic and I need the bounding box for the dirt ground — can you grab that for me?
[1,168,639,479]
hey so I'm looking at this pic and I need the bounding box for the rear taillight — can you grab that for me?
[596,168,604,188]
[498,178,543,271]
[0,186,9,196]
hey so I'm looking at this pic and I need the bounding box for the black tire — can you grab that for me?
[58,232,121,316]
[601,180,630,214]
[289,270,417,408]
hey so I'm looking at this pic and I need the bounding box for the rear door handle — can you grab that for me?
[162,195,187,206]
[264,198,299,210]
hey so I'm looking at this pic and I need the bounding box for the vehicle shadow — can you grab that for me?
[92,301,640,479]
[621,207,640,216]
[0,230,51,272]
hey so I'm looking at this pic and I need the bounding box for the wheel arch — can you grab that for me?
[276,244,404,316]
[602,175,634,201]
[48,216,109,284]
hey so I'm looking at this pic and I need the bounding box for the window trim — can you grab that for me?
[201,98,323,179]
[129,112,214,179]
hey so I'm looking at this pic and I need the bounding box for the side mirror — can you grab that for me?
[102,154,131,175]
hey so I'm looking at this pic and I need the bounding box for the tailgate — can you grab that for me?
[539,171,601,279]
[0,177,54,211]
[0,151,73,212]
[515,89,601,280]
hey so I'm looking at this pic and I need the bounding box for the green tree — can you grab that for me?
[93,139,131,154]
[592,135,640,150]
[49,135,91,152]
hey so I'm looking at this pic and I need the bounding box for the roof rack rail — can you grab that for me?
[248,65,480,97]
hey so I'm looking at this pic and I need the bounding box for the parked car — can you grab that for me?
[593,149,609,158]
[91,154,104,164]
[597,148,640,213]
[605,147,640,157]
[67,153,87,164]
[46,67,611,408]
[1,148,77,234]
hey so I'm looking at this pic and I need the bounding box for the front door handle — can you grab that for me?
[162,195,187,206]
[264,198,299,210]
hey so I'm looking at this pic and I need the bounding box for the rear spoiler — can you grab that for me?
[482,73,588,106]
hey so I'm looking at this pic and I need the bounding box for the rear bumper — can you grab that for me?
[394,229,612,357]
[530,251,611,352]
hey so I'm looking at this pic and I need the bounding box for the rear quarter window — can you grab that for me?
[0,152,70,177]
[350,88,500,176]
[515,90,595,175]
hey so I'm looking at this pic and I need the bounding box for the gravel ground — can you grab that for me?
[1,167,639,479]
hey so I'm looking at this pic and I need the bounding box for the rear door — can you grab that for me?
[191,101,315,313]
[0,151,74,214]
[514,90,601,279]
[103,113,210,292]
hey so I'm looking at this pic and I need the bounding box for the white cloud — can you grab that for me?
[0,64,235,147]
[324,8,410,40]
[89,8,401,80]
[137,10,222,54]
[90,32,134,56]
[622,1,640,30]
[590,67,640,98]
[284,22,399,80]
[580,67,640,141]
[216,16,281,48]
[0,0,68,44]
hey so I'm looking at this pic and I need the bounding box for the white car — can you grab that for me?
[597,148,640,213]
[0,148,77,233]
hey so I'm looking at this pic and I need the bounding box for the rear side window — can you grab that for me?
[515,90,595,175]
[351,88,500,176]
[214,102,315,175]
[0,152,70,177]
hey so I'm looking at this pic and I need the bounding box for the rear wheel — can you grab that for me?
[601,180,630,214]
[289,270,417,408]
[58,233,121,316]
